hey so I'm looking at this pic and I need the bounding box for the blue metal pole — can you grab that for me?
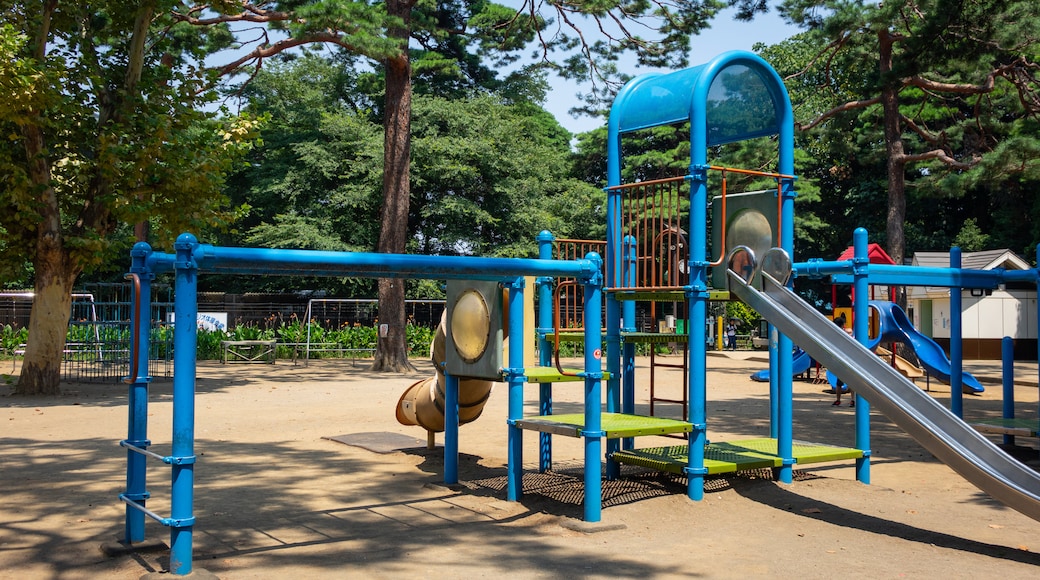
[169,234,199,575]
[685,165,708,500]
[794,260,856,278]
[123,242,153,544]
[852,228,871,484]
[506,277,526,502]
[1002,336,1015,447]
[951,247,964,418]
[444,371,459,484]
[536,231,554,472]
[582,254,604,522]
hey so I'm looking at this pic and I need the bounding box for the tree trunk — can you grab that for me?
[371,0,416,373]
[879,30,908,308]
[16,123,76,395]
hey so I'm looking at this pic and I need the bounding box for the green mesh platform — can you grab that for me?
[969,418,1040,437]
[523,366,611,383]
[544,332,590,343]
[621,332,689,344]
[514,412,692,438]
[610,438,864,476]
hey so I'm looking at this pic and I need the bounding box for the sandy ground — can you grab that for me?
[2,352,1040,579]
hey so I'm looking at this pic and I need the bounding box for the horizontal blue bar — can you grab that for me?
[147,243,598,281]
[793,260,854,278]
[829,265,1003,289]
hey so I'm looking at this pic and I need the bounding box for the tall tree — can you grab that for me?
[0,5,257,395]
[772,0,1040,275]
[176,0,742,372]
[228,55,603,267]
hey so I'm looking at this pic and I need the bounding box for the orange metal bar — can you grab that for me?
[708,173,728,267]
[605,175,688,192]
[551,280,582,377]
[707,165,795,180]
[123,273,141,385]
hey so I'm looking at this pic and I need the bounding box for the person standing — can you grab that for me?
[726,321,737,350]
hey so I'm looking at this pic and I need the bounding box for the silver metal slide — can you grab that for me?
[727,263,1040,523]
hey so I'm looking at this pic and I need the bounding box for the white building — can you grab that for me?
[907,249,1037,360]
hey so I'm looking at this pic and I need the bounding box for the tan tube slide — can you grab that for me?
[395,311,494,432]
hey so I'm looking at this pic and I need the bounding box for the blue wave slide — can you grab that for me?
[749,348,812,382]
[870,301,984,394]
[751,301,983,394]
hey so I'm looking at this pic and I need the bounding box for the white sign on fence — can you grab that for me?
[167,312,229,332]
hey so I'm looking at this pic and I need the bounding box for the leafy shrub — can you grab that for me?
[1,324,29,356]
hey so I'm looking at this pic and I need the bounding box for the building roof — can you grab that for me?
[911,249,1031,271]
[836,243,896,265]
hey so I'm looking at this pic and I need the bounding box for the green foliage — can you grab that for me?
[0,324,28,356]
[0,3,262,279]
[759,2,1040,260]
[227,56,605,271]
[188,320,434,360]
[0,318,438,362]
[953,219,991,252]
[725,300,759,333]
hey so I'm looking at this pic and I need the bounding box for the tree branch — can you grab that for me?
[899,149,976,170]
[213,32,361,77]
[798,96,881,130]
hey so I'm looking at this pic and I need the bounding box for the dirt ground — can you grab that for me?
[2,352,1040,579]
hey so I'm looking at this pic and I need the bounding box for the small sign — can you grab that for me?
[379,323,389,338]
[167,312,228,332]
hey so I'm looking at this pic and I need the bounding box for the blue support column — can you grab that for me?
[852,228,871,484]
[950,247,964,417]
[536,231,554,472]
[444,372,459,484]
[685,168,709,500]
[774,175,796,485]
[506,278,526,502]
[1002,336,1015,446]
[123,243,153,544]
[582,254,604,522]
[169,234,200,575]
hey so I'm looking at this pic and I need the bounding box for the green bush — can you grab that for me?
[5,317,438,362]
[1,324,28,356]
[186,319,436,361]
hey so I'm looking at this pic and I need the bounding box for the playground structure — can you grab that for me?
[115,51,1040,577]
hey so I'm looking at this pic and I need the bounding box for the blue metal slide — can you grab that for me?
[729,269,1040,522]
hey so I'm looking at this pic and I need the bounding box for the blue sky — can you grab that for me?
[544,7,802,135]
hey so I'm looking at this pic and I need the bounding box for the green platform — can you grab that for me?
[610,438,864,476]
[523,366,611,383]
[969,418,1040,438]
[514,412,692,438]
[621,332,689,344]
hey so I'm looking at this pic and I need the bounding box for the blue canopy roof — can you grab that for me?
[608,51,792,147]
